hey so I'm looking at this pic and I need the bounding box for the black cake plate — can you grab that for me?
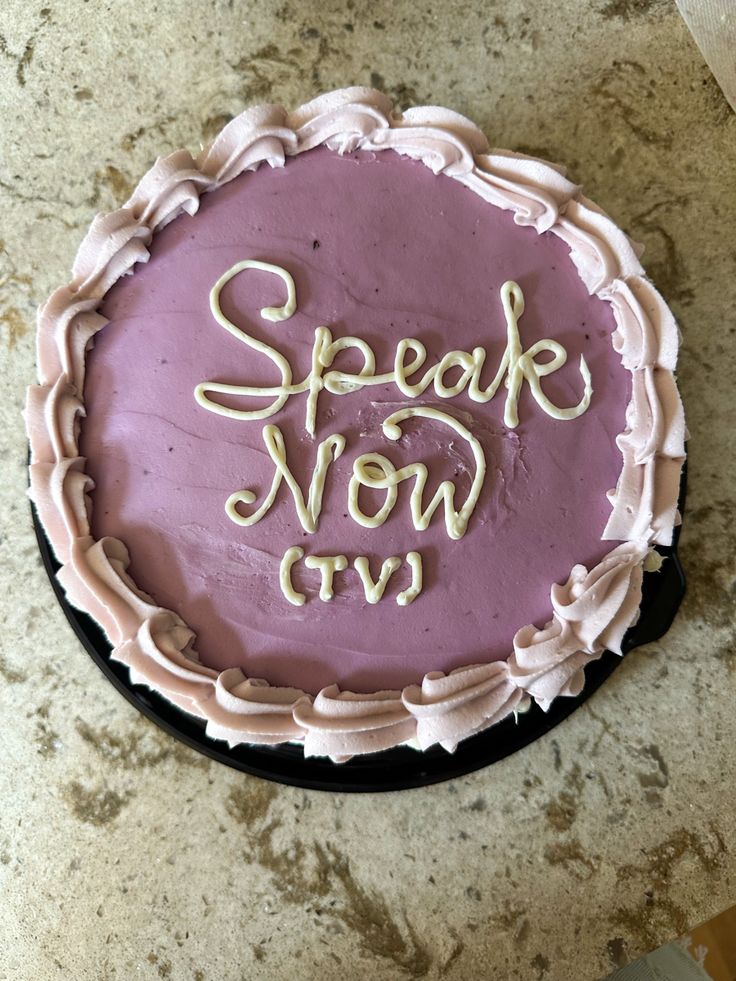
[32,469,686,793]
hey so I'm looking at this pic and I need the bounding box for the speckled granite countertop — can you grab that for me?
[1,2,735,979]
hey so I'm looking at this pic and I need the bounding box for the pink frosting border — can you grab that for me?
[25,87,686,762]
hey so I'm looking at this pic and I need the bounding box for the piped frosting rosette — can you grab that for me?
[25,87,685,759]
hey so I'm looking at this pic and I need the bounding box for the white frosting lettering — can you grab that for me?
[497,282,592,427]
[225,425,344,532]
[194,259,297,423]
[279,549,425,606]
[350,406,486,541]
[195,262,593,437]
[397,551,423,607]
[347,452,398,528]
[304,554,348,601]
[354,555,401,604]
[198,262,594,607]
[279,546,305,606]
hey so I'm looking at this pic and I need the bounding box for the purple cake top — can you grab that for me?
[81,147,629,694]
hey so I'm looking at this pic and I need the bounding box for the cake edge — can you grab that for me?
[24,87,686,762]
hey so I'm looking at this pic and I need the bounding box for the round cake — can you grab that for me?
[26,89,686,761]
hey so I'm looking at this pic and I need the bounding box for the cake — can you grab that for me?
[26,88,686,762]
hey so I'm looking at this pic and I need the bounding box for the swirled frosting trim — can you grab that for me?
[25,87,685,759]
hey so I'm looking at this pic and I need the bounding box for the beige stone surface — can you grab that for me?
[1,1,735,978]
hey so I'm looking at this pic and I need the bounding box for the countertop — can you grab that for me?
[1,2,734,979]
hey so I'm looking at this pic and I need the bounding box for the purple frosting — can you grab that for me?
[80,147,629,695]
